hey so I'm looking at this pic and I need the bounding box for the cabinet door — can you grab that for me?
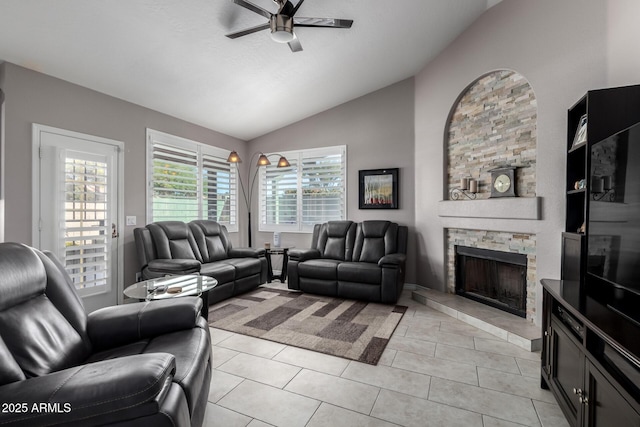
[584,361,640,427]
[550,318,583,427]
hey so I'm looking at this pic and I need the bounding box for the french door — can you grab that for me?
[33,124,123,313]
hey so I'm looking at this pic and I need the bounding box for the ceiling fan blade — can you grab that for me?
[293,17,353,28]
[232,0,272,19]
[226,22,270,39]
[290,0,305,17]
[288,35,303,52]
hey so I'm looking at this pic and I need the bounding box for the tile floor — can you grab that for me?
[204,287,569,427]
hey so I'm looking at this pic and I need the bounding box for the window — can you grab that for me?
[146,129,237,231]
[259,145,346,232]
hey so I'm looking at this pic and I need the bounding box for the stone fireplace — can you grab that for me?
[439,70,539,322]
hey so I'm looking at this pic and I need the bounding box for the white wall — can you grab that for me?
[607,0,640,86]
[414,0,609,324]
[249,79,417,283]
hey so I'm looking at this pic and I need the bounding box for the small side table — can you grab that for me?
[265,247,289,283]
[124,275,217,320]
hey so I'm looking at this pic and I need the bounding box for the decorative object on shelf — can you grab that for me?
[359,168,399,209]
[578,222,586,233]
[450,177,477,200]
[227,150,291,247]
[591,175,615,201]
[489,166,517,198]
[574,179,586,190]
[572,114,588,148]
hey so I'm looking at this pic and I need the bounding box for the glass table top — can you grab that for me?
[124,275,217,301]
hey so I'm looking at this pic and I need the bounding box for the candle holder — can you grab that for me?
[451,177,477,200]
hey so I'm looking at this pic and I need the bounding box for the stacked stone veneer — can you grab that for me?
[447,229,537,321]
[447,70,537,199]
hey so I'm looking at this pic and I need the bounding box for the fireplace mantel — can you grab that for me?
[437,197,541,220]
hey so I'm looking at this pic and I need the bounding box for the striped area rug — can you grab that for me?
[208,287,407,365]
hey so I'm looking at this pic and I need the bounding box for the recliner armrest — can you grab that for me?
[228,247,265,258]
[378,253,406,268]
[289,248,321,262]
[146,259,201,276]
[87,297,202,351]
[0,353,175,427]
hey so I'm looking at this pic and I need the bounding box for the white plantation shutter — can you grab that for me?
[259,145,346,232]
[63,153,111,289]
[150,142,199,222]
[260,159,298,228]
[202,152,236,225]
[147,130,237,230]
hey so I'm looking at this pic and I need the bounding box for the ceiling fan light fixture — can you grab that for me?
[270,15,294,43]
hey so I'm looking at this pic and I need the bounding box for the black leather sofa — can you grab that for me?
[134,220,267,305]
[288,220,408,304]
[0,242,211,427]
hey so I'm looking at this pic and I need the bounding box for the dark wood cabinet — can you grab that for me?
[542,280,640,427]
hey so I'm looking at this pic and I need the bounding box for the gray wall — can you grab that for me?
[249,78,416,283]
[413,0,640,325]
[0,62,246,286]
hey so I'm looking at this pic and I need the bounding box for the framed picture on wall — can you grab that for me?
[359,168,399,209]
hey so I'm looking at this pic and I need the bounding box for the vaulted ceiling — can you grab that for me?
[0,0,500,140]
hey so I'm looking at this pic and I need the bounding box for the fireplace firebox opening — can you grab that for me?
[455,245,527,318]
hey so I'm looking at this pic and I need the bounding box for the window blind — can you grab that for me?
[147,130,237,230]
[259,145,346,232]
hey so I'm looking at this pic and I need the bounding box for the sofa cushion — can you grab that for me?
[298,259,342,280]
[149,221,201,261]
[353,221,398,263]
[337,262,381,284]
[189,220,231,262]
[222,258,263,277]
[315,221,355,261]
[200,262,236,284]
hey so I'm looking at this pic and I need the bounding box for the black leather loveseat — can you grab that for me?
[135,220,267,305]
[287,220,407,304]
[0,242,211,427]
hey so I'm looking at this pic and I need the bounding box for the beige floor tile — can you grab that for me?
[341,361,431,399]
[516,357,542,378]
[218,380,320,427]
[217,333,287,359]
[439,319,503,341]
[218,352,301,388]
[532,400,571,427]
[392,350,478,385]
[203,402,252,427]
[285,369,380,415]
[435,343,521,374]
[477,367,556,403]
[404,325,476,349]
[273,346,349,376]
[208,369,244,403]
[371,389,483,427]
[428,377,540,426]
[386,335,437,357]
[213,345,240,368]
[376,348,397,367]
[247,420,274,427]
[482,415,530,427]
[306,403,398,427]
[210,327,235,345]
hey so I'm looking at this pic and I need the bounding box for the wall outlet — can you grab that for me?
[126,216,137,226]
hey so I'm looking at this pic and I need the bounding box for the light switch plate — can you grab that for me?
[126,216,137,226]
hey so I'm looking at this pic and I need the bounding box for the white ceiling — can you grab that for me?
[0,0,499,140]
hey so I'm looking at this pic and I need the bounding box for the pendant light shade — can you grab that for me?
[277,156,291,168]
[256,153,271,166]
[227,151,241,163]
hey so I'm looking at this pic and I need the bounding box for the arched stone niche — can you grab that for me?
[446,70,537,199]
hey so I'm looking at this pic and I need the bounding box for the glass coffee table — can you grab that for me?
[124,275,217,320]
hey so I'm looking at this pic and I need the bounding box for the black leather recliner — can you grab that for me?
[0,242,212,427]
[134,220,268,305]
[288,220,408,303]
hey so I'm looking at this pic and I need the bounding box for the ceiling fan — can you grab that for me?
[226,0,353,52]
